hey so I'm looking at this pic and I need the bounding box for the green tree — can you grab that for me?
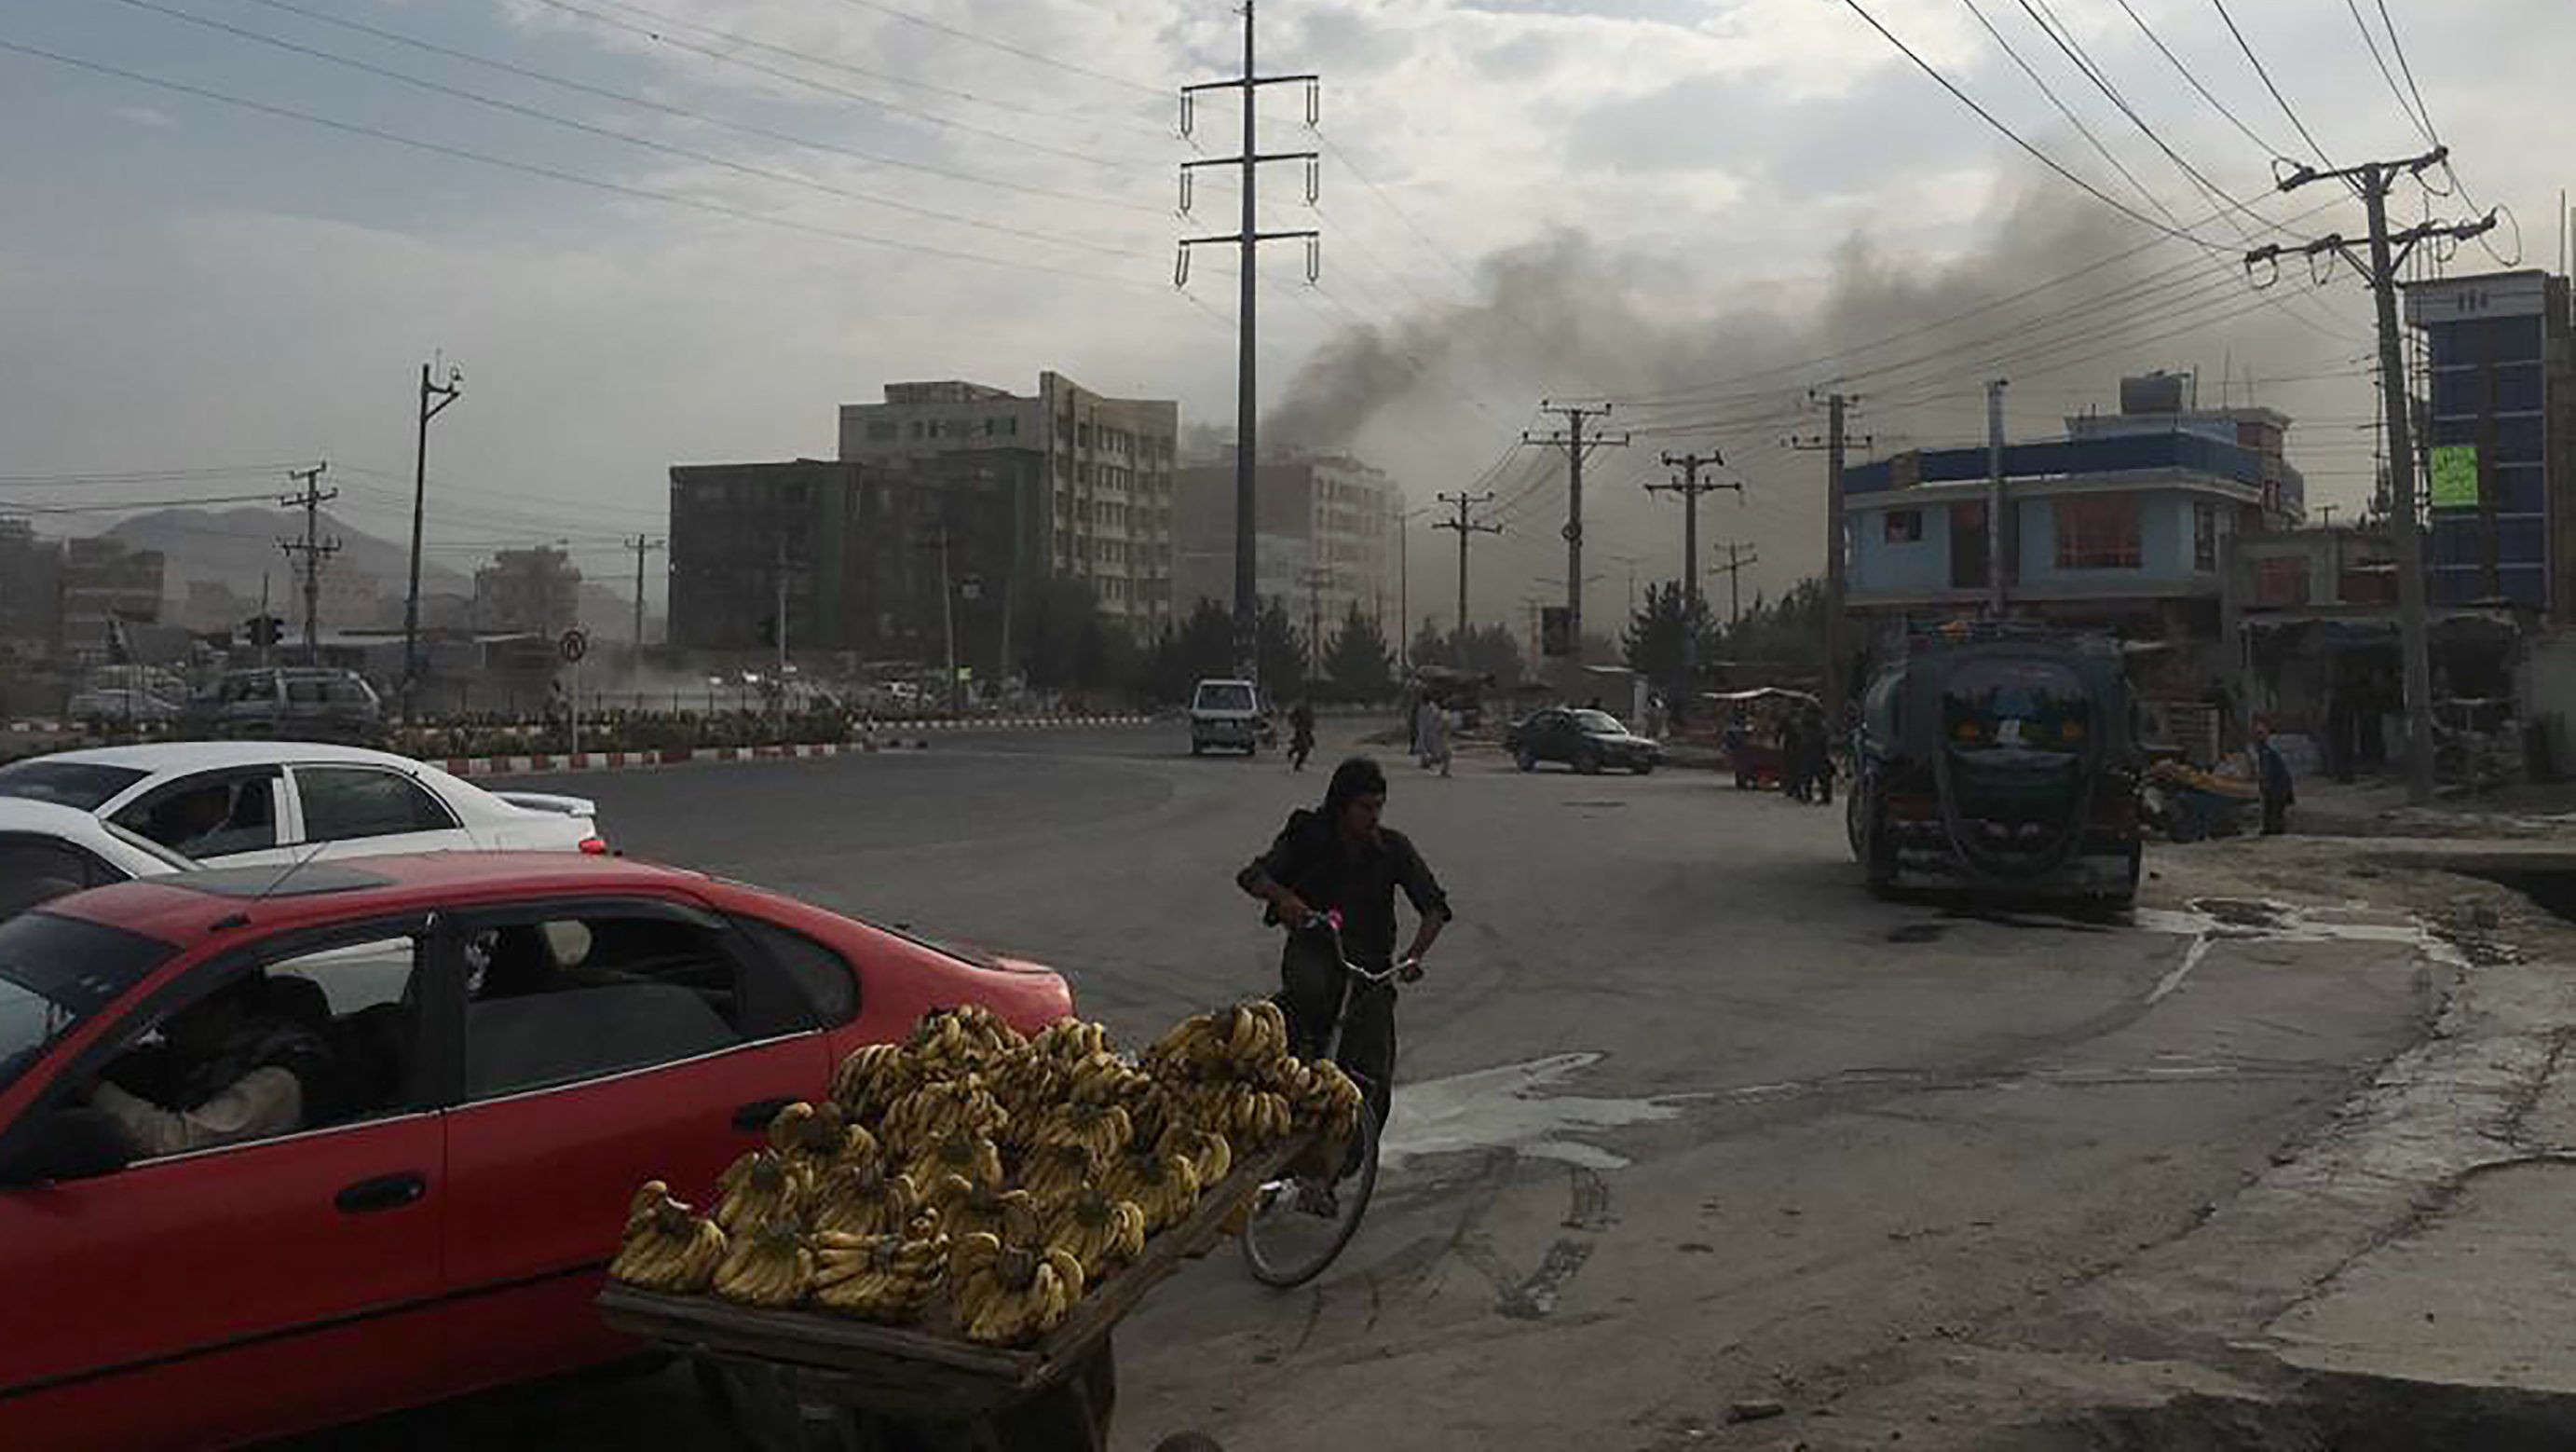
[1151,598,1237,701]
[1323,603,1396,696]
[1017,577,1101,691]
[1622,582,1716,699]
[1409,619,1452,670]
[1256,596,1305,692]
[1718,576,1827,683]
[1455,623,1524,686]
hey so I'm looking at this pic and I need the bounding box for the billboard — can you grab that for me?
[2429,444,2481,509]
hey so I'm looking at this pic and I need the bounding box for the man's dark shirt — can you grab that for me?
[1239,809,1452,966]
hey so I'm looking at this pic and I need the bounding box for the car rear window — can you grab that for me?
[1942,658,2091,753]
[0,760,150,811]
[0,911,178,1095]
[1195,683,1255,712]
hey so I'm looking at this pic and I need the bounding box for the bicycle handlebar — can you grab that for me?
[1296,911,1423,984]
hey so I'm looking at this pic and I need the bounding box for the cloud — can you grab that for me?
[112,104,173,129]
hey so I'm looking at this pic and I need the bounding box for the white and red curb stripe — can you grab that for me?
[432,716,1148,779]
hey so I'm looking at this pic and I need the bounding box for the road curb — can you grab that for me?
[429,716,1150,780]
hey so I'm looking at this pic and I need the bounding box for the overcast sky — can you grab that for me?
[2,0,2569,623]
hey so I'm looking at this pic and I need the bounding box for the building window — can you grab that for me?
[2055,496,2141,569]
[1884,510,1923,544]
[1077,422,1093,448]
[2193,501,2219,570]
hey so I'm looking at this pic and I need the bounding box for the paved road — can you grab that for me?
[326,720,2440,1449]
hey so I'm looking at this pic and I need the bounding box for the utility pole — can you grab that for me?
[627,534,663,656]
[1179,7,1319,687]
[1300,564,1330,683]
[772,536,790,734]
[1523,402,1629,667]
[256,570,274,669]
[1711,541,1760,627]
[1789,393,1870,719]
[402,359,463,722]
[1646,449,1738,687]
[936,526,959,715]
[2250,144,2495,804]
[1392,501,1412,666]
[1985,380,2009,617]
[279,461,338,668]
[1431,490,1501,638]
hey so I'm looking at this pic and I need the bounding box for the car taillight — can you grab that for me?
[579,836,609,856]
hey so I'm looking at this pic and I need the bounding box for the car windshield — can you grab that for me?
[1195,683,1256,712]
[0,760,151,811]
[1574,710,1627,734]
[1942,658,2091,757]
[0,911,177,1096]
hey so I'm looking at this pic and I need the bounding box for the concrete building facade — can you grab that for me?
[59,536,165,660]
[838,373,1179,637]
[1173,454,1397,632]
[472,546,582,635]
[2402,269,2576,617]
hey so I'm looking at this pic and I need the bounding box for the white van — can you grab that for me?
[1189,678,1265,755]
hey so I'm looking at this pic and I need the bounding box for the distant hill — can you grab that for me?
[106,507,471,604]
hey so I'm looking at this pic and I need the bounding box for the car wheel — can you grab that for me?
[1575,746,1603,775]
[1862,792,1899,897]
[1632,760,1654,775]
[1516,747,1536,772]
[1191,740,1206,756]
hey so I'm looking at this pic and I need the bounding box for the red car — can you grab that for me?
[0,853,1071,1450]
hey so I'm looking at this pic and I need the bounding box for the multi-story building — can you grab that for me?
[0,518,63,657]
[59,536,165,661]
[667,456,1044,675]
[2403,269,2576,617]
[1844,374,2304,646]
[472,546,582,635]
[1173,454,1398,633]
[838,373,1179,637]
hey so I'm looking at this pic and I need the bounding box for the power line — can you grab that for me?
[0,462,318,487]
[1834,0,2239,253]
[2209,0,2338,171]
[106,0,1151,258]
[1956,0,2185,231]
[0,38,1180,295]
[2106,0,2284,160]
[225,0,1169,217]
[817,0,1166,98]
[2342,0,2434,144]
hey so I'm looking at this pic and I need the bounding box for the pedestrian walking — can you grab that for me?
[2252,713,2294,835]
[1288,698,1316,773]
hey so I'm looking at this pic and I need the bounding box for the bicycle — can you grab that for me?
[1239,911,1419,1289]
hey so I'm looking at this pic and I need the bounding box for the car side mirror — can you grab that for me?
[0,1106,136,1187]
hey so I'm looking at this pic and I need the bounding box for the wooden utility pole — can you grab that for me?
[1646,449,1738,685]
[628,534,663,655]
[1711,541,1760,627]
[279,460,338,667]
[1788,394,1869,719]
[402,360,462,721]
[1432,491,1501,638]
[2251,144,2495,803]
[1524,403,1629,664]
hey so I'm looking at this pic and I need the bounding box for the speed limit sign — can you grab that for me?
[558,627,589,664]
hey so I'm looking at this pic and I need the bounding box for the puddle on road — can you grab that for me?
[1383,1051,1682,1171]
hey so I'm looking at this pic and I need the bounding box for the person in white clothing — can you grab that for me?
[89,974,331,1157]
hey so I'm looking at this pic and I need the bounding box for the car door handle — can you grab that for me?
[335,1172,428,1215]
[733,1097,797,1133]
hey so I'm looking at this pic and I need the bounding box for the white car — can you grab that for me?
[0,798,196,921]
[0,742,606,870]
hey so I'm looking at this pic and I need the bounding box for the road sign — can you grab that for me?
[2429,444,2480,509]
[559,627,589,664]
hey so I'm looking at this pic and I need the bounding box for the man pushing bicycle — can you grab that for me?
[1235,756,1452,1133]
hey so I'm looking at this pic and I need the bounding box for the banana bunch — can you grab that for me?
[1299,1060,1365,1144]
[1043,1185,1147,1281]
[932,1173,1033,1245]
[713,1149,811,1235]
[1029,1098,1132,1166]
[1121,1079,1179,1150]
[808,1161,922,1240]
[1033,1019,1111,1062]
[884,1078,1008,1154]
[908,1005,1023,1076]
[711,1217,815,1308]
[829,1042,921,1123]
[1062,1049,1148,1105]
[1103,1148,1202,1233]
[988,1051,1064,1130]
[950,1232,1084,1346]
[1163,1126,1233,1191]
[1015,1139,1100,1211]
[903,1128,1005,1197]
[768,1100,877,1172]
[1216,1084,1296,1147]
[812,1216,950,1322]
[609,1183,729,1293]
[1146,1000,1289,1081]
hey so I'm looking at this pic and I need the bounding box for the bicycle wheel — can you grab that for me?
[1239,1099,1381,1288]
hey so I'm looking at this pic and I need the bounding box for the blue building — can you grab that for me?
[2403,270,2576,618]
[1843,375,2303,648]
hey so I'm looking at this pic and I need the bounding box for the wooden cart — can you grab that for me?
[598,1134,1308,1452]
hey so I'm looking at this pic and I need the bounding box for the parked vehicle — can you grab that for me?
[0,742,607,868]
[0,800,193,922]
[1845,627,2145,903]
[1189,678,1267,756]
[1504,707,1662,774]
[187,668,385,745]
[0,852,1073,1451]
